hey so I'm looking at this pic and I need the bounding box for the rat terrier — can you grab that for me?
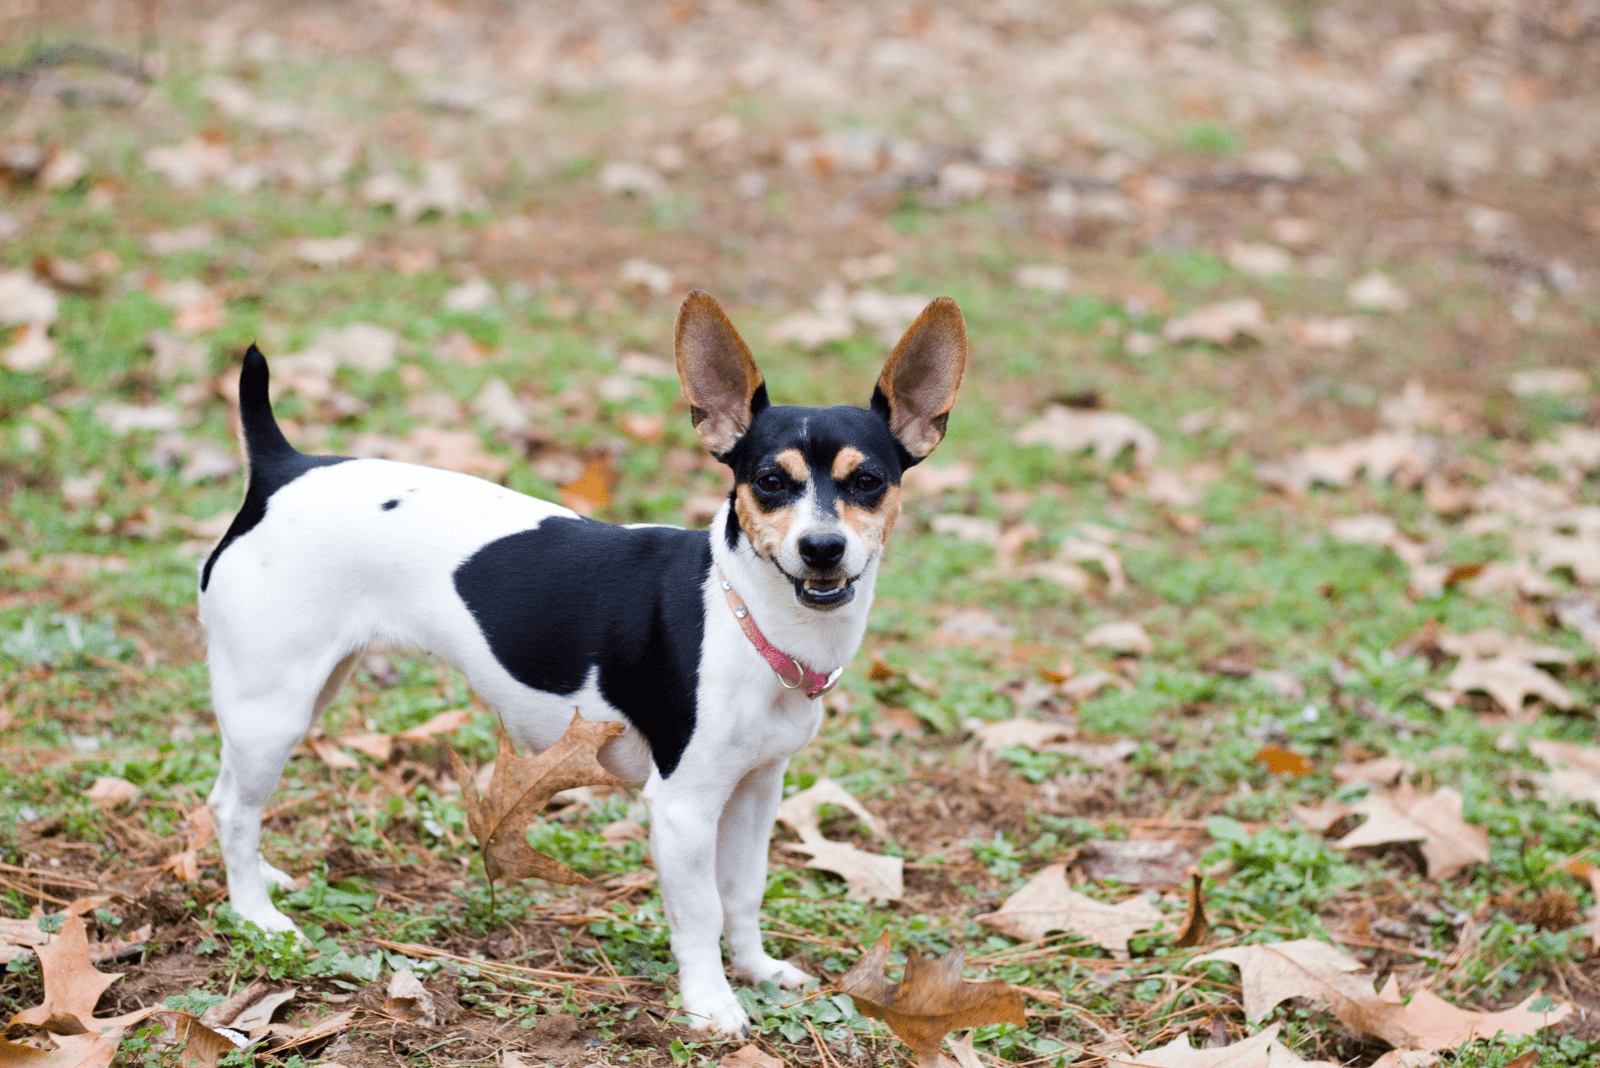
[199,290,966,1035]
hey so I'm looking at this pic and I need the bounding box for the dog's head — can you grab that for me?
[675,290,966,611]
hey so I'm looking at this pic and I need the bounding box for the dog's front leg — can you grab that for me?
[649,781,749,1036]
[719,760,813,989]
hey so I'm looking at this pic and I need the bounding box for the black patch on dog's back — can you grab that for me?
[202,346,349,591]
[453,517,710,778]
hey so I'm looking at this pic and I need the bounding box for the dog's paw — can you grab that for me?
[258,856,300,890]
[734,955,815,989]
[681,987,750,1038]
[235,904,301,935]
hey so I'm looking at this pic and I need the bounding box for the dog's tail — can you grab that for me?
[237,343,298,468]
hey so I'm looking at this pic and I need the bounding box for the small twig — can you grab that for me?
[0,874,73,906]
[372,939,652,987]
[778,987,834,1011]
[1330,934,1443,961]
[0,862,103,890]
[806,1017,842,1068]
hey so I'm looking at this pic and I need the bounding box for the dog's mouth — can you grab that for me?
[777,566,858,609]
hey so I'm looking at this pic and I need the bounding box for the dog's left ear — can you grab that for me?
[872,297,967,467]
[675,290,768,458]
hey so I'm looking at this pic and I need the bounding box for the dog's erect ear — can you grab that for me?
[675,290,768,458]
[872,297,967,466]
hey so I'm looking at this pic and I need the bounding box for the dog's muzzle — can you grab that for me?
[780,566,858,609]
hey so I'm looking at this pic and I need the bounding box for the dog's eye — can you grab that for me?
[852,473,883,493]
[754,474,785,493]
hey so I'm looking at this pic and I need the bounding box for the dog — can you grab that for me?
[199,289,966,1035]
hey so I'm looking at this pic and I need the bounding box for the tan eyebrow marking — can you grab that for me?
[775,448,808,482]
[832,446,866,481]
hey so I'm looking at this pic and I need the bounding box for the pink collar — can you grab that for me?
[718,570,841,698]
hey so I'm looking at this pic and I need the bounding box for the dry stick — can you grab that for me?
[1331,934,1444,961]
[0,861,102,890]
[806,1018,842,1068]
[778,987,835,1010]
[0,874,72,906]
[372,939,652,988]
[967,931,1087,965]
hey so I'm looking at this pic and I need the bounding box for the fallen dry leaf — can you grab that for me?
[83,777,139,811]
[1333,756,1411,786]
[228,988,297,1036]
[1348,272,1410,312]
[395,706,474,742]
[1327,784,1490,879]
[448,714,630,895]
[1014,406,1159,467]
[782,839,904,902]
[3,323,56,372]
[1253,743,1314,776]
[5,912,157,1068]
[162,804,214,884]
[1107,1023,1338,1067]
[1161,298,1268,345]
[1075,840,1196,888]
[1191,939,1377,1026]
[1192,937,1569,1052]
[720,1044,785,1067]
[1446,657,1572,714]
[162,1011,240,1068]
[837,931,1025,1068]
[1375,980,1571,1052]
[261,1009,358,1054]
[776,778,889,842]
[965,718,1074,754]
[1172,870,1209,948]
[383,969,436,1025]
[1083,620,1153,656]
[1529,739,1600,807]
[979,864,1164,958]
[0,1030,125,1068]
[559,456,615,516]
[1258,432,1435,496]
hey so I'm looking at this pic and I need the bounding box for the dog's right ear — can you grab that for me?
[674,290,768,458]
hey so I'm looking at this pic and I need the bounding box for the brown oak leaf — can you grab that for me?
[448,713,629,892]
[979,864,1164,959]
[837,931,1025,1068]
[780,839,904,902]
[5,913,159,1066]
[1332,784,1489,879]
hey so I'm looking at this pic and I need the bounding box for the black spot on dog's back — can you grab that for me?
[382,499,400,511]
[453,517,710,777]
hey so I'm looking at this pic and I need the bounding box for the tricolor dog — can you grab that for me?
[200,290,966,1035]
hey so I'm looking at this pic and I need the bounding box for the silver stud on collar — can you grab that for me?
[720,579,732,590]
[734,605,748,618]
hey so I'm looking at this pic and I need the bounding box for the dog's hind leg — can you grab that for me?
[719,760,813,989]
[207,649,360,934]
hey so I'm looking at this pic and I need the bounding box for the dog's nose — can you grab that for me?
[798,532,847,570]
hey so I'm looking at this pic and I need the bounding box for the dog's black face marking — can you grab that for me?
[721,404,902,604]
[724,404,903,502]
[382,499,400,511]
[453,517,710,778]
